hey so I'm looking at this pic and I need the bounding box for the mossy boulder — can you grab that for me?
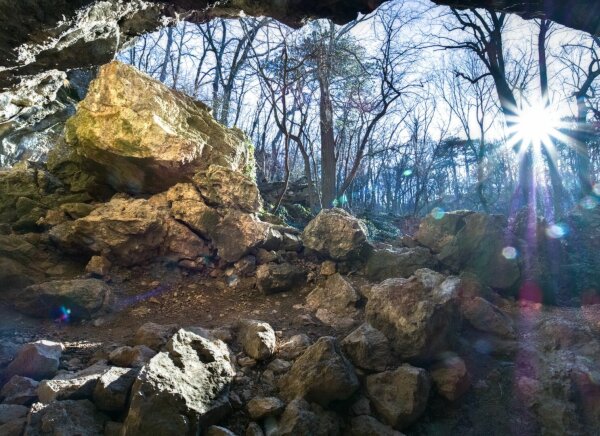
[64,61,255,195]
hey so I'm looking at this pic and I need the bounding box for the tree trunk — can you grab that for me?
[318,74,337,208]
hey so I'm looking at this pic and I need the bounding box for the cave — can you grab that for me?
[1,1,600,435]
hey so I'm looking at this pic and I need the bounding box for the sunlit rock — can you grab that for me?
[37,361,109,403]
[133,322,178,351]
[0,376,39,406]
[302,208,369,261]
[3,340,64,381]
[194,165,262,213]
[237,319,276,361]
[306,273,360,328]
[64,61,255,194]
[366,269,460,361]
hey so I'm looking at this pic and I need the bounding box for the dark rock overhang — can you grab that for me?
[0,0,598,92]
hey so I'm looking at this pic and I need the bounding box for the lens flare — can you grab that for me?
[509,103,561,152]
[403,169,413,177]
[431,207,445,220]
[593,184,600,196]
[502,246,518,260]
[546,223,568,239]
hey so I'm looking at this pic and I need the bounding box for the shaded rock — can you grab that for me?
[122,328,235,435]
[277,399,321,436]
[194,165,262,213]
[247,397,285,420]
[65,61,254,194]
[238,320,276,361]
[246,421,265,436]
[306,273,360,328]
[93,366,138,412]
[86,255,111,277]
[461,296,515,339]
[302,208,369,260]
[341,323,392,372]
[59,202,96,219]
[366,365,431,430]
[207,425,238,436]
[234,255,257,277]
[256,263,307,294]
[365,247,438,281]
[349,415,405,436]
[3,340,63,381]
[0,404,28,424]
[212,210,270,263]
[278,334,311,360]
[430,354,469,401]
[0,341,18,369]
[267,359,291,375]
[15,278,111,319]
[416,211,520,290]
[0,234,46,290]
[366,269,460,360]
[133,322,178,351]
[282,232,303,252]
[279,337,358,406]
[0,376,39,405]
[37,361,109,403]
[105,421,125,436]
[0,418,26,435]
[25,399,108,435]
[109,345,156,368]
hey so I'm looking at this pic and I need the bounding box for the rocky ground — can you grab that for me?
[1,60,600,436]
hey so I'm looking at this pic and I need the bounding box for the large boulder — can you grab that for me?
[365,247,438,281]
[0,376,39,405]
[279,337,359,406]
[166,183,221,238]
[416,211,520,290]
[93,367,138,412]
[50,197,209,266]
[64,61,254,195]
[302,208,369,260]
[366,365,431,430]
[211,210,270,263]
[341,323,392,372]
[194,165,262,213]
[122,328,235,435]
[366,269,460,361]
[37,361,109,403]
[15,278,111,319]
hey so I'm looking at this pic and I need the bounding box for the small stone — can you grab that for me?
[350,396,372,416]
[109,345,157,368]
[320,261,336,276]
[278,334,311,359]
[0,376,39,405]
[3,340,64,381]
[238,320,276,361]
[238,356,257,367]
[86,255,111,277]
[247,397,285,420]
[267,359,291,375]
[430,354,470,401]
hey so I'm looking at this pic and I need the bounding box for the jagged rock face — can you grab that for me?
[64,61,254,194]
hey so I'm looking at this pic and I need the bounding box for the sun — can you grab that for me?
[508,102,561,153]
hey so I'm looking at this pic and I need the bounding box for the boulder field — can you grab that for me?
[0,61,600,435]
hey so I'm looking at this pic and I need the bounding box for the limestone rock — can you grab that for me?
[133,322,178,351]
[320,260,336,276]
[279,337,358,406]
[3,340,63,381]
[341,323,392,372]
[416,211,520,290]
[461,296,515,338]
[212,210,270,263]
[25,399,108,436]
[238,320,276,361]
[366,269,460,360]
[37,361,109,403]
[366,365,431,429]
[109,345,157,368]
[15,278,111,319]
[0,418,26,435]
[365,247,438,281]
[0,341,18,369]
[166,183,220,238]
[306,273,360,327]
[122,329,235,435]
[93,366,138,412]
[277,399,322,436]
[256,263,307,294]
[430,354,469,401]
[349,415,405,436]
[0,376,39,405]
[0,234,46,290]
[64,61,254,194]
[302,208,369,261]
[194,165,262,213]
[247,397,285,420]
